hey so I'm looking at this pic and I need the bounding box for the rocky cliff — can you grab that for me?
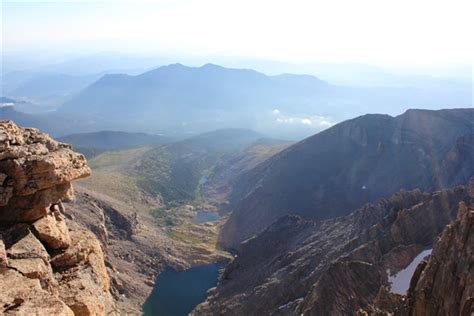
[195,185,471,315]
[359,180,474,315]
[0,120,116,315]
[402,180,473,315]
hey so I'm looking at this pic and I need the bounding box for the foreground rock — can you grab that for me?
[0,120,116,315]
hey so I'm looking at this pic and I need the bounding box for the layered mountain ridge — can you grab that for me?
[14,63,463,138]
[221,108,474,248]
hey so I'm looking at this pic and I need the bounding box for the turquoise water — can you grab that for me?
[192,211,219,224]
[142,264,222,316]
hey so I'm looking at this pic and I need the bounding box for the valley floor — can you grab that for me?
[67,179,232,314]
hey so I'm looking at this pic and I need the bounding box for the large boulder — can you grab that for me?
[33,207,71,249]
[0,269,74,315]
[52,227,112,315]
[0,120,90,223]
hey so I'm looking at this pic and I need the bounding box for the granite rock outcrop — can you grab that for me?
[0,120,116,315]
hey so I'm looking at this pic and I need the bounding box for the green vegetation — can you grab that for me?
[88,146,153,169]
[151,205,194,227]
[75,129,290,261]
[169,229,204,246]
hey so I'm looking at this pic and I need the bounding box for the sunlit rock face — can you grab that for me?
[0,120,116,315]
[403,182,474,316]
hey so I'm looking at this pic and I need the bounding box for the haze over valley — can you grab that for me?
[1,57,472,140]
[1,1,473,315]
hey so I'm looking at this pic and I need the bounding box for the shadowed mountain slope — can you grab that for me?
[220,108,474,248]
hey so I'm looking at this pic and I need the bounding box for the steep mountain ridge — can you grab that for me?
[195,185,471,315]
[202,137,292,211]
[221,108,474,248]
[405,187,473,315]
[361,179,474,315]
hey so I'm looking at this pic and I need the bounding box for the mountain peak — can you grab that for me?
[200,63,222,69]
[164,62,186,69]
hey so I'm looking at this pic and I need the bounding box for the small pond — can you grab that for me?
[192,210,219,224]
[142,263,222,316]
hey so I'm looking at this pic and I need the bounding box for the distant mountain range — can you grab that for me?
[0,106,89,136]
[2,63,472,139]
[57,63,332,137]
[1,71,102,110]
[0,97,45,113]
[57,63,472,138]
[220,108,474,248]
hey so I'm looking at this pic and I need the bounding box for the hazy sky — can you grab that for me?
[2,0,473,67]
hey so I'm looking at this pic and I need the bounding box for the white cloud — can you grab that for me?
[272,110,334,128]
[300,118,312,126]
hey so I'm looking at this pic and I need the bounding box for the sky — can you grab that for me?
[2,0,473,68]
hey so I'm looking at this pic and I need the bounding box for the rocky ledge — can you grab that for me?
[0,120,116,315]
